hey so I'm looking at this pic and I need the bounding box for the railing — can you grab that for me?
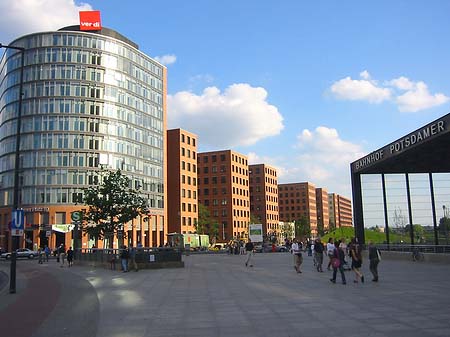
[374,244,450,254]
[74,247,182,263]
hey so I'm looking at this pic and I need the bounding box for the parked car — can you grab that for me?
[209,243,228,252]
[275,245,289,252]
[254,244,264,253]
[0,248,39,259]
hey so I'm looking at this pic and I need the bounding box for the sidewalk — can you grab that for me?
[1,253,450,337]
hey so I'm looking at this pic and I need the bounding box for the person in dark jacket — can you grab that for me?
[313,238,324,272]
[66,246,74,267]
[368,240,381,282]
[330,241,346,284]
[120,245,129,272]
[244,239,254,267]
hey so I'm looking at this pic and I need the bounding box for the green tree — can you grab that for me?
[280,222,294,239]
[294,215,310,239]
[196,204,211,234]
[81,169,148,248]
[209,222,219,242]
[196,204,221,240]
[439,217,450,244]
[250,213,260,224]
[328,220,336,233]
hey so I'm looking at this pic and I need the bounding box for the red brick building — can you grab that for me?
[249,164,279,240]
[167,129,198,235]
[316,188,330,235]
[197,150,249,241]
[278,182,318,237]
[329,193,353,228]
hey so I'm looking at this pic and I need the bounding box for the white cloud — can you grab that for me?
[189,74,214,85]
[168,83,284,148]
[330,72,449,112]
[395,81,449,112]
[248,126,366,197]
[0,0,92,44]
[262,126,365,197]
[387,76,414,91]
[330,75,391,104]
[154,54,177,66]
[359,70,371,80]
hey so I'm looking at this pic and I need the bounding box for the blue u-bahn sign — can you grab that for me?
[11,209,25,236]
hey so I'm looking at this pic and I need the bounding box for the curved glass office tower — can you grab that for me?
[0,26,167,250]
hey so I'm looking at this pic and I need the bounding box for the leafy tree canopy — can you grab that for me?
[81,169,148,245]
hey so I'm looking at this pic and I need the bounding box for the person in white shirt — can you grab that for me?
[291,239,303,273]
[326,238,335,271]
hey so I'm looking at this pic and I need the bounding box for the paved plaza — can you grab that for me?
[1,252,450,337]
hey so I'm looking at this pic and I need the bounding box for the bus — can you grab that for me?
[167,233,210,251]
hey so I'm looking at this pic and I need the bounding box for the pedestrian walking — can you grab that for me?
[38,247,43,264]
[306,239,312,256]
[120,245,129,272]
[129,246,138,272]
[66,246,74,267]
[368,240,381,282]
[326,238,335,271]
[339,238,349,270]
[44,245,51,262]
[239,241,245,255]
[350,238,364,283]
[244,238,254,267]
[291,239,303,273]
[330,241,346,285]
[58,244,66,267]
[313,238,324,272]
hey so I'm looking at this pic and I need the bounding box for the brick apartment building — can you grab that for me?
[249,164,279,240]
[278,182,318,237]
[197,150,249,241]
[316,188,330,235]
[329,193,353,228]
[167,129,198,234]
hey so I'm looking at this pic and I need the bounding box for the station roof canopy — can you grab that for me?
[351,113,450,175]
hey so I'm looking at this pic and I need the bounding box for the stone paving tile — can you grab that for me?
[5,252,446,337]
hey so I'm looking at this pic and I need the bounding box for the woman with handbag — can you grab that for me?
[330,241,346,285]
[350,238,365,283]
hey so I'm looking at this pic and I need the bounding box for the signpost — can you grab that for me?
[71,211,82,254]
[249,224,263,243]
[11,209,24,236]
[10,209,24,294]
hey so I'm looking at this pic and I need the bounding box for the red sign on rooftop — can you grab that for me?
[79,11,102,31]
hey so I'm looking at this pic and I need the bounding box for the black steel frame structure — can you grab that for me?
[351,113,450,245]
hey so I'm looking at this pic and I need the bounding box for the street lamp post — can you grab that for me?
[1,43,25,294]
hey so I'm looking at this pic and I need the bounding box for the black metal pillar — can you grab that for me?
[381,174,390,247]
[429,173,439,246]
[405,174,415,245]
[351,171,365,244]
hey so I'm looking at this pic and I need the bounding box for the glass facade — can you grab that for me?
[0,29,165,209]
[360,173,450,244]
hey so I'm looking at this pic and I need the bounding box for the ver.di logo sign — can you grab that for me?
[79,11,102,31]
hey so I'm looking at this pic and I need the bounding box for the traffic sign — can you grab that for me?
[71,211,82,222]
[11,210,24,236]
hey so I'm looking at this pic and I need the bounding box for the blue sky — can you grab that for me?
[2,0,450,198]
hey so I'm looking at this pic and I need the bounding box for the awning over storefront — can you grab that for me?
[52,224,75,233]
